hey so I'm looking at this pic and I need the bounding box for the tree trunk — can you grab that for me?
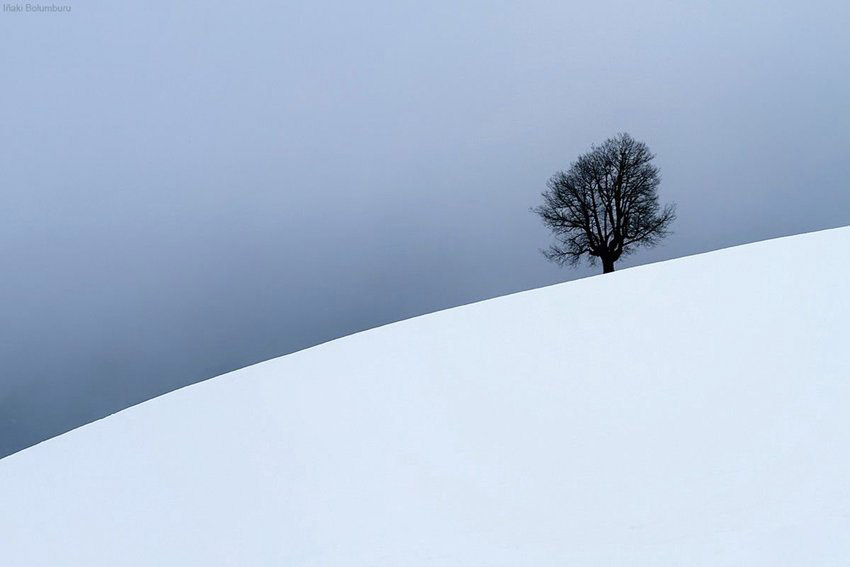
[602,257,615,274]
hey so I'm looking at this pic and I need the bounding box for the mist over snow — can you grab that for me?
[1,227,848,566]
[2,0,850,458]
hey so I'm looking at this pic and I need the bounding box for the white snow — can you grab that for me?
[2,227,849,566]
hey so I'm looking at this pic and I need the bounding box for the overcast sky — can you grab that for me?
[1,0,848,458]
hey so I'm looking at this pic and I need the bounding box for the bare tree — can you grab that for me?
[534,133,676,274]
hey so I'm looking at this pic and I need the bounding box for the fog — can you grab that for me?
[2,0,848,457]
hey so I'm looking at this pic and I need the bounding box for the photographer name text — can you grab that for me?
[3,3,72,12]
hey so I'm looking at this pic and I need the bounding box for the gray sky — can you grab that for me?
[2,0,849,458]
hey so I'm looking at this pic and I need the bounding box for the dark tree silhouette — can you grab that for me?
[534,133,676,274]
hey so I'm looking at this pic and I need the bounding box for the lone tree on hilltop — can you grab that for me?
[534,133,676,274]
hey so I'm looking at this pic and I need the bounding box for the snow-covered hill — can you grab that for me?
[2,227,849,566]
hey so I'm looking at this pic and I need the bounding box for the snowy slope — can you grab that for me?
[2,227,849,566]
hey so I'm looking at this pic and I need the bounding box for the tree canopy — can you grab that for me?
[534,133,676,273]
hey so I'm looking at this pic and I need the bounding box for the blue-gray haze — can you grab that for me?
[1,0,849,458]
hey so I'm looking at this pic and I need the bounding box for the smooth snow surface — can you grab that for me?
[2,227,849,566]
